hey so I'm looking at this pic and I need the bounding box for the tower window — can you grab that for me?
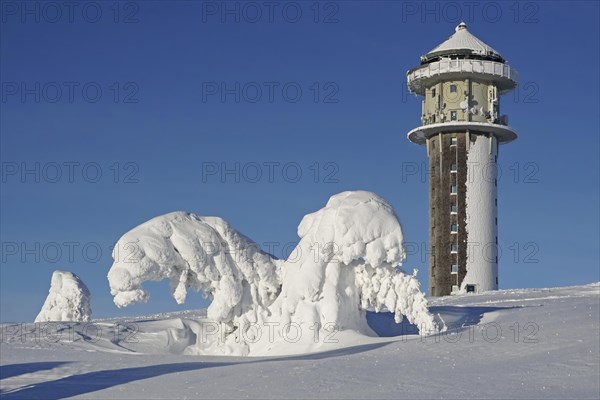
[450,84,457,93]
[451,111,457,121]
[451,163,457,172]
[451,205,457,214]
[451,224,458,233]
[431,88,436,97]
[451,264,458,274]
[451,243,458,252]
[451,185,457,194]
[451,137,457,146]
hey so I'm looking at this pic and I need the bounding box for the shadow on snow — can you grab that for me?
[367,305,524,337]
[0,341,392,399]
[0,362,71,381]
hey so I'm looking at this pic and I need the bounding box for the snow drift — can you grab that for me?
[35,270,91,322]
[107,191,440,355]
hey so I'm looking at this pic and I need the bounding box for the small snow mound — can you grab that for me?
[35,270,91,322]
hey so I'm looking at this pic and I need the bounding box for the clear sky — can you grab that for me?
[1,1,599,322]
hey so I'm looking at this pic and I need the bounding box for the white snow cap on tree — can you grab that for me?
[35,270,92,322]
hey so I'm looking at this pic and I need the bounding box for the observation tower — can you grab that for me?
[406,23,518,296]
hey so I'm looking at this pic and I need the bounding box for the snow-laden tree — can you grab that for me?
[107,213,284,324]
[269,191,438,334]
[107,191,441,355]
[35,270,92,322]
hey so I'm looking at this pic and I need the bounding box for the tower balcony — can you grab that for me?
[407,121,518,145]
[407,59,518,96]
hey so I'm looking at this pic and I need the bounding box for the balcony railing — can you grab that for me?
[407,59,518,94]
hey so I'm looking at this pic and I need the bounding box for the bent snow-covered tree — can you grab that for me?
[107,213,283,324]
[107,191,440,354]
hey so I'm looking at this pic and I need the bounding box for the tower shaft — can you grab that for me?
[427,132,498,296]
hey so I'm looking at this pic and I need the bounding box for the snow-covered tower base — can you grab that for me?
[406,23,518,296]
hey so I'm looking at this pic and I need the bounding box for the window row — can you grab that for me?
[430,85,458,98]
[430,137,458,148]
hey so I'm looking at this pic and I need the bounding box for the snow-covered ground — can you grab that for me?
[1,282,598,399]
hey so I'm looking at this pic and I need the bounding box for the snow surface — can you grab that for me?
[107,191,439,356]
[2,283,598,399]
[463,135,498,293]
[34,271,91,323]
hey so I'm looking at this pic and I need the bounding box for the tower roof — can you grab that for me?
[421,23,504,63]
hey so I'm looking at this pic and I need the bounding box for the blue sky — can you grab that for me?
[1,1,598,322]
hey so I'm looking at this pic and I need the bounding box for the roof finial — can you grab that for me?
[456,22,467,32]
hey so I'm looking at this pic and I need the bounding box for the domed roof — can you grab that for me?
[421,23,504,63]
